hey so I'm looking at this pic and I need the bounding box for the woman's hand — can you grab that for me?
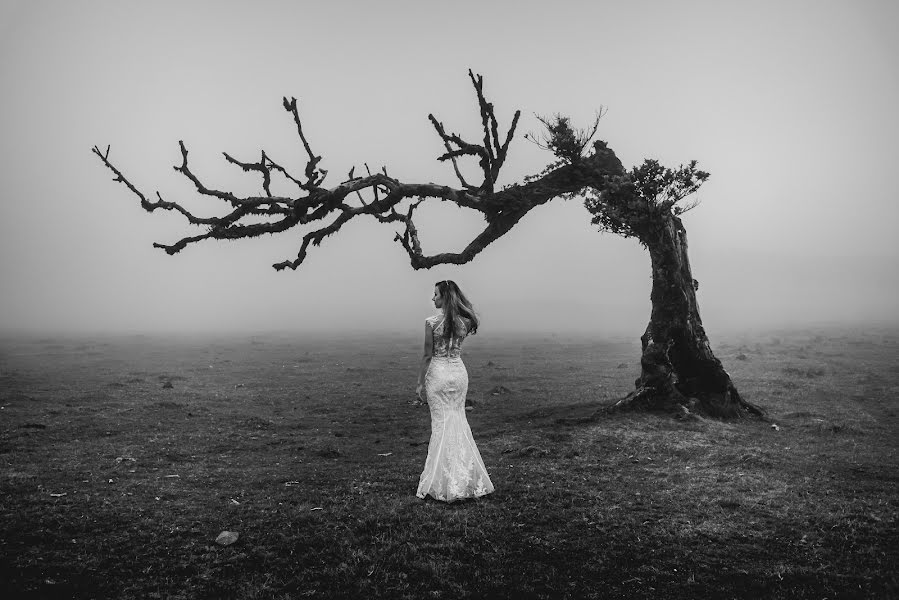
[407,384,424,406]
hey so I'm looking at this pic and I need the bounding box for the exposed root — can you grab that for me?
[611,385,766,420]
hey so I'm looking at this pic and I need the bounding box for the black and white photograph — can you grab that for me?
[1,1,897,597]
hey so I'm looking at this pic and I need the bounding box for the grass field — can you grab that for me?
[1,328,897,599]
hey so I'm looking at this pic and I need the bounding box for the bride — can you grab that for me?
[414,280,494,502]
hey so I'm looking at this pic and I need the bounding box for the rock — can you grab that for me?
[517,445,549,457]
[616,363,628,369]
[315,446,340,458]
[215,531,239,546]
[162,381,174,389]
[736,353,749,361]
[489,385,512,396]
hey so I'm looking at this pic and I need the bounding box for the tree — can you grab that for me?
[93,70,762,418]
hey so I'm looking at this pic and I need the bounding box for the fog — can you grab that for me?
[1,0,897,338]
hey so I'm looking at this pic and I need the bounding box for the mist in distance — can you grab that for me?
[0,1,896,338]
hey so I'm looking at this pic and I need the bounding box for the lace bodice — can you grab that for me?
[426,314,469,359]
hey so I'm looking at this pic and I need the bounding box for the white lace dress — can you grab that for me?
[416,314,494,502]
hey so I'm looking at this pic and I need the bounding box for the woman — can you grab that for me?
[414,280,494,502]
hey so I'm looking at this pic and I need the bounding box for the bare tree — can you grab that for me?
[93,70,762,418]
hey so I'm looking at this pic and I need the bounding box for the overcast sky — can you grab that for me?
[0,0,896,336]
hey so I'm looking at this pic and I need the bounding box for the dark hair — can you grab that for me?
[436,280,479,339]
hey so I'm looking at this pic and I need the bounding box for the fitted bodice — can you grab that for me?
[427,314,469,359]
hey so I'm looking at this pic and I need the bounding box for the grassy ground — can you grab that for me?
[1,328,897,599]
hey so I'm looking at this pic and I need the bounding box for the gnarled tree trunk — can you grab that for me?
[612,215,763,417]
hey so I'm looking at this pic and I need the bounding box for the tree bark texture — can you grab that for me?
[611,215,763,417]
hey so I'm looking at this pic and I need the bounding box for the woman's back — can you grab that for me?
[426,314,470,359]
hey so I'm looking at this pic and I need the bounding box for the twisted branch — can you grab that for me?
[94,72,626,272]
[428,69,521,193]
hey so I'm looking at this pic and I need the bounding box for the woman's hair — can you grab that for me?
[436,280,479,339]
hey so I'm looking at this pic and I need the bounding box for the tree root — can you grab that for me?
[610,385,766,420]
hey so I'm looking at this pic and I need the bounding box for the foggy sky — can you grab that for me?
[1,0,897,336]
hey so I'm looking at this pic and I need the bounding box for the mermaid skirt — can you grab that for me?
[416,357,494,502]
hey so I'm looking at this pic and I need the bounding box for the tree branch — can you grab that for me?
[427,71,520,194]
[427,115,475,190]
[92,145,263,225]
[95,73,627,271]
[282,96,327,189]
[223,150,273,197]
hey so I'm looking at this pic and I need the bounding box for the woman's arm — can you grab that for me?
[415,321,433,401]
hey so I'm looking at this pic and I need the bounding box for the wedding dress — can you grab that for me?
[416,313,494,502]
